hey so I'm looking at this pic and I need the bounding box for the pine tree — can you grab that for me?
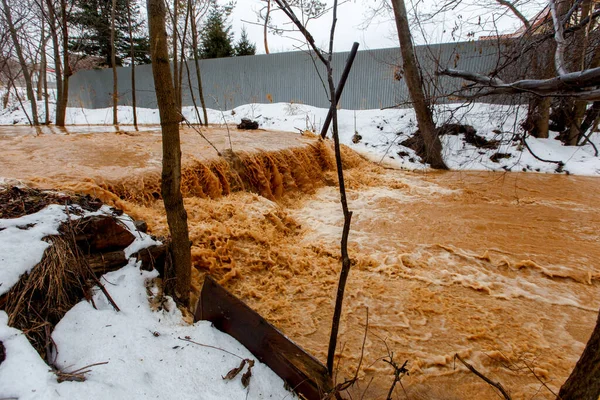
[200,5,234,59]
[70,0,150,67]
[234,27,256,56]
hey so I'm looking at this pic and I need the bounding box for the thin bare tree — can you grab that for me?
[272,0,354,377]
[126,0,137,128]
[147,0,192,307]
[110,0,118,125]
[188,0,208,125]
[390,0,447,169]
[2,0,39,125]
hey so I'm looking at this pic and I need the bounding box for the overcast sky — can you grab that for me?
[226,0,547,54]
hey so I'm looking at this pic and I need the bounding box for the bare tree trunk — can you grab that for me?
[271,0,353,376]
[524,41,553,138]
[189,1,208,125]
[44,0,64,126]
[126,0,137,128]
[59,0,69,126]
[36,63,43,101]
[147,0,192,307]
[390,0,447,169]
[40,9,50,125]
[264,0,270,54]
[111,0,118,125]
[566,101,588,145]
[324,2,354,376]
[526,97,551,138]
[177,0,189,111]
[558,308,600,400]
[172,0,180,113]
[2,0,39,125]
[563,0,591,145]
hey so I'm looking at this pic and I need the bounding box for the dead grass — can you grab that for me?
[0,186,102,219]
[2,232,93,363]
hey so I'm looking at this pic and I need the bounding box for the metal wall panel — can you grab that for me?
[67,40,520,110]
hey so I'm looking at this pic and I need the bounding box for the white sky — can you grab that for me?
[227,0,547,54]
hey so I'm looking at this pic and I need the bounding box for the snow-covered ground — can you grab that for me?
[2,97,599,176]
[0,204,294,400]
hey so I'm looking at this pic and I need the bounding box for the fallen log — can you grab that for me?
[70,215,135,252]
[195,276,333,400]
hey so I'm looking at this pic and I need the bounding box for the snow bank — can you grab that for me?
[0,204,294,400]
[0,205,68,296]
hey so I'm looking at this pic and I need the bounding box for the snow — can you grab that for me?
[1,95,598,176]
[0,204,68,296]
[0,204,295,400]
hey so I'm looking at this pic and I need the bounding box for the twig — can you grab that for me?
[522,359,561,399]
[180,115,221,156]
[55,361,109,382]
[383,348,409,400]
[177,336,244,360]
[454,353,511,400]
[323,308,369,399]
[521,134,563,165]
[209,94,233,153]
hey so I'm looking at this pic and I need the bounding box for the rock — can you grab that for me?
[134,243,168,274]
[490,152,511,163]
[87,250,128,274]
[402,123,499,163]
[0,341,5,366]
[134,220,148,233]
[237,118,259,130]
[72,215,135,252]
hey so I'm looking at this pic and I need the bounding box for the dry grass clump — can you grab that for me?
[0,186,102,219]
[2,232,92,362]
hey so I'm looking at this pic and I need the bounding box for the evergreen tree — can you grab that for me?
[70,0,150,67]
[234,27,256,56]
[200,5,234,59]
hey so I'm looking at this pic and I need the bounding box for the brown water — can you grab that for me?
[1,126,599,399]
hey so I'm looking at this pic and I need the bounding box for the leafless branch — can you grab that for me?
[495,0,530,29]
[454,353,512,400]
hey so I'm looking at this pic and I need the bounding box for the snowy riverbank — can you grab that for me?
[0,203,294,400]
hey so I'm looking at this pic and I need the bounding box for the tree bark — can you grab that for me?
[264,0,271,54]
[556,0,586,145]
[111,0,118,125]
[126,0,137,128]
[172,0,180,113]
[59,0,70,127]
[39,6,50,125]
[558,308,600,400]
[44,0,65,126]
[2,0,39,125]
[390,0,447,169]
[147,0,192,307]
[524,39,554,139]
[177,1,189,111]
[526,97,551,138]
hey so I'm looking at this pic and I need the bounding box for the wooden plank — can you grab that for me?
[195,276,333,400]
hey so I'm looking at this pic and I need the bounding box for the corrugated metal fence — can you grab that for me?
[68,40,519,110]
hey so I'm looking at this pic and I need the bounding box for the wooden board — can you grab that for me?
[195,276,333,400]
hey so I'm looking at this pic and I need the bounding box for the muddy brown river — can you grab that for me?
[1,126,599,399]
